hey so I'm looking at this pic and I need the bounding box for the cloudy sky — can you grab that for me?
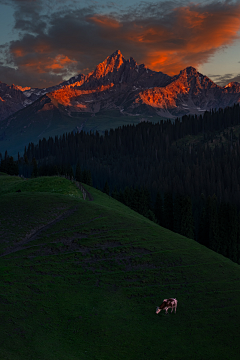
[0,0,240,88]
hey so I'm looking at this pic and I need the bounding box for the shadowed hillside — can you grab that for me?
[0,175,240,360]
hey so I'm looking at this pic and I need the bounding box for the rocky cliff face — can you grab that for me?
[47,50,174,116]
[0,78,80,122]
[48,52,240,117]
[1,50,240,122]
[133,67,227,117]
[0,82,29,121]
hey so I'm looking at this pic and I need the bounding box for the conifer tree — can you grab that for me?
[24,154,29,164]
[174,193,183,234]
[123,186,132,207]
[103,181,110,195]
[146,209,157,223]
[209,194,219,252]
[203,196,211,248]
[75,161,82,182]
[218,202,229,256]
[111,186,119,200]
[67,165,74,180]
[154,191,163,226]
[201,196,211,248]
[81,169,87,183]
[31,157,38,178]
[141,187,151,217]
[180,196,194,239]
[86,170,93,186]
[118,189,124,203]
[4,156,18,176]
[228,204,238,262]
[163,192,174,231]
[237,212,240,265]
[132,187,141,213]
[198,208,208,246]
[53,165,58,176]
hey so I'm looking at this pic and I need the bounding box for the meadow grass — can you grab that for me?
[0,175,240,359]
[0,175,82,198]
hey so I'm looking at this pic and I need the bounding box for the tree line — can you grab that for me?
[20,103,240,207]
[110,186,239,264]
[1,103,240,265]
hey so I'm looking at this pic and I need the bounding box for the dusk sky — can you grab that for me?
[0,0,240,88]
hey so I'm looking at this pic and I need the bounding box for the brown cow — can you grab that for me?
[156,298,178,315]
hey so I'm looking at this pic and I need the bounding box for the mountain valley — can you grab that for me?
[1,50,240,157]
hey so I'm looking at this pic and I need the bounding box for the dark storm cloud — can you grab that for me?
[11,0,49,35]
[1,0,240,87]
[0,64,64,87]
[208,73,240,86]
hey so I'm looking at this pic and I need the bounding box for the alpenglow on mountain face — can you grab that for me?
[0,50,240,122]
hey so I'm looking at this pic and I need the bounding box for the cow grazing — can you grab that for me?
[156,298,178,315]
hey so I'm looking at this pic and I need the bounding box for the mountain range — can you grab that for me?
[1,50,240,157]
[1,50,240,123]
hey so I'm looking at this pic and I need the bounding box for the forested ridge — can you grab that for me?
[1,103,240,265]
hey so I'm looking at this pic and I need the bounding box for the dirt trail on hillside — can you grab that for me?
[0,205,79,258]
[81,183,93,201]
[76,182,93,201]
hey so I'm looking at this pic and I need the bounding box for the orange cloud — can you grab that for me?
[88,14,121,28]
[12,48,25,57]
[4,2,240,88]
[46,55,77,71]
[135,27,164,43]
[23,59,49,74]
[34,43,52,54]
[126,4,240,75]
[176,8,207,29]
[17,55,77,74]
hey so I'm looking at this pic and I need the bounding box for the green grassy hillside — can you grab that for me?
[0,175,240,360]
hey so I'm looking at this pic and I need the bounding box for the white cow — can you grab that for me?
[156,298,178,315]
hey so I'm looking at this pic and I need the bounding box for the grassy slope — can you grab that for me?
[0,175,240,360]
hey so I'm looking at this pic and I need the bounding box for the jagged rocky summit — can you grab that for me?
[1,50,240,122]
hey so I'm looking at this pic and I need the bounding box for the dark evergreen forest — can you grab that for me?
[1,103,240,265]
